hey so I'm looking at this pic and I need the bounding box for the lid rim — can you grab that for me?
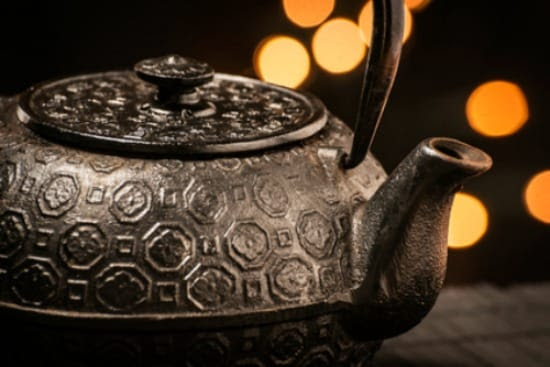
[18,72,328,156]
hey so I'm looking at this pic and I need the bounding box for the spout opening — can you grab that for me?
[425,137,493,175]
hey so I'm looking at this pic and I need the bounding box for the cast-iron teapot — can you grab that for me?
[0,0,491,365]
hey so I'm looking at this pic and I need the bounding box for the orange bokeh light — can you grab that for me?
[359,1,413,45]
[254,35,311,88]
[524,170,550,224]
[448,193,489,249]
[405,0,431,12]
[312,18,367,74]
[283,0,335,28]
[466,80,529,137]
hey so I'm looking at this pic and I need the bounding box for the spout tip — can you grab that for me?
[423,137,493,176]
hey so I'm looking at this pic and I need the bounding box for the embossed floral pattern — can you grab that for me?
[149,230,190,268]
[43,176,78,210]
[297,211,336,259]
[0,212,26,255]
[60,224,106,268]
[12,262,57,305]
[96,269,148,311]
[189,268,235,310]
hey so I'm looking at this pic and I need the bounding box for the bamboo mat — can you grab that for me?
[375,283,550,366]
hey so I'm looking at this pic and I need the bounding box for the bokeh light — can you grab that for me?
[405,0,431,12]
[466,80,529,137]
[448,192,489,249]
[524,170,550,224]
[312,18,367,74]
[254,35,311,88]
[358,1,413,45]
[283,0,335,28]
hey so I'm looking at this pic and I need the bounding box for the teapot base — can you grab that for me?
[1,313,381,367]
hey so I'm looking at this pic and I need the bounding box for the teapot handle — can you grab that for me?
[344,0,404,168]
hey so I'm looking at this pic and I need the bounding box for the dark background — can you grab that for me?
[1,1,548,285]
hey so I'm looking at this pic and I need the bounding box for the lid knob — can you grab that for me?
[134,55,214,108]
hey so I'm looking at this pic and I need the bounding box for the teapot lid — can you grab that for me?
[16,55,327,155]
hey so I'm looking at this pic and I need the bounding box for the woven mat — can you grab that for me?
[375,283,550,367]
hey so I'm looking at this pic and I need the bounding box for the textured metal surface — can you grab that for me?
[17,71,328,155]
[0,96,387,326]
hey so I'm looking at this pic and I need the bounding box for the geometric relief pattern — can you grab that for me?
[11,257,59,306]
[268,257,315,302]
[95,264,151,311]
[226,221,271,270]
[253,175,289,217]
[187,182,227,224]
[296,210,336,259]
[110,181,152,223]
[143,222,194,272]
[188,266,236,311]
[37,173,80,217]
[60,223,107,270]
[0,209,30,258]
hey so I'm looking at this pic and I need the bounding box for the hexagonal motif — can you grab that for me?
[253,175,289,218]
[187,182,226,224]
[268,325,307,365]
[0,209,30,259]
[110,181,152,223]
[11,257,59,306]
[227,221,271,270]
[319,265,342,294]
[143,222,194,272]
[296,210,336,259]
[268,257,314,301]
[89,157,124,173]
[188,266,236,310]
[59,223,107,270]
[95,264,151,311]
[186,335,229,367]
[38,174,80,217]
[0,161,16,195]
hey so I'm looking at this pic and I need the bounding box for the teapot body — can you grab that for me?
[0,94,387,365]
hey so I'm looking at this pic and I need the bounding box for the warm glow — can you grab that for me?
[254,35,311,88]
[283,0,335,28]
[524,170,550,224]
[358,1,413,45]
[312,18,367,74]
[448,193,489,249]
[466,80,529,137]
[405,0,431,12]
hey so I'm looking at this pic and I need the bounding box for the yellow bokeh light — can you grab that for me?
[405,0,431,12]
[283,0,335,28]
[358,1,413,45]
[254,35,311,88]
[466,80,529,137]
[312,18,367,74]
[448,193,489,249]
[524,170,550,224]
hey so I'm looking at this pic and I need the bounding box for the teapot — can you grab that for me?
[0,0,492,365]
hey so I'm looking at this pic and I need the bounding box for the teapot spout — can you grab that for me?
[345,138,492,339]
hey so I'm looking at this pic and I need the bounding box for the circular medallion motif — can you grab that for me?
[188,267,235,310]
[38,174,80,217]
[60,223,107,269]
